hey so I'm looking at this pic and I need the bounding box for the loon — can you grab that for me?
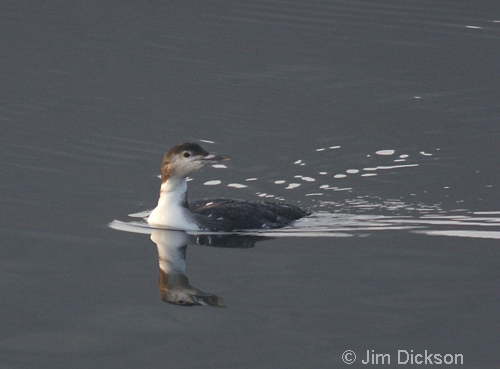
[147,142,309,231]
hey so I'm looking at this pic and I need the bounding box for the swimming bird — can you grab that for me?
[147,142,309,231]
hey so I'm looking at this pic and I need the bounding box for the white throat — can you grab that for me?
[147,177,200,230]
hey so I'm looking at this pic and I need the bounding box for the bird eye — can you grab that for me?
[183,152,191,158]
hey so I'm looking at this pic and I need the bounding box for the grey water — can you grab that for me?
[2,1,499,368]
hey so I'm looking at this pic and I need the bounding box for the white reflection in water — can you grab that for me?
[110,211,500,240]
[280,145,439,200]
[319,185,352,191]
[364,164,419,171]
[301,176,315,182]
[415,230,500,239]
[227,183,247,188]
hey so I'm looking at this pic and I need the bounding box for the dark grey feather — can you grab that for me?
[189,198,310,232]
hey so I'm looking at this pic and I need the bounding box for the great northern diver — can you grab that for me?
[147,142,309,231]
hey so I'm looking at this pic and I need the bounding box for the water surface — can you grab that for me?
[2,1,499,368]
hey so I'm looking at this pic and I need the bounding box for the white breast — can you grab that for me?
[147,178,200,231]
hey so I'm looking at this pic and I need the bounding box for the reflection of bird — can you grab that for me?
[147,142,309,231]
[158,268,224,307]
[153,230,224,307]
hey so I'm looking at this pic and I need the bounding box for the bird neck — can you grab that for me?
[159,176,189,209]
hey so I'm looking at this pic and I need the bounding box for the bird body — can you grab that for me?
[147,143,308,231]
